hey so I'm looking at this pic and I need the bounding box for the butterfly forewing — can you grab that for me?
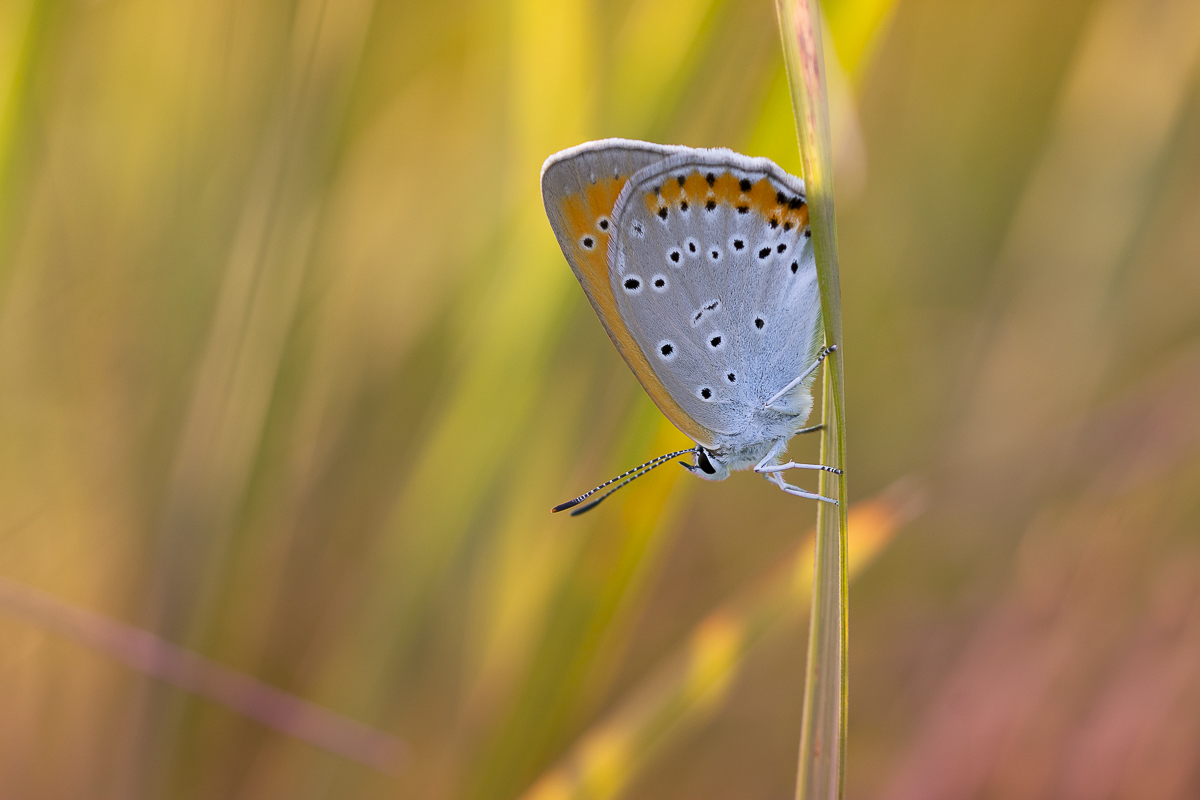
[540,140,720,448]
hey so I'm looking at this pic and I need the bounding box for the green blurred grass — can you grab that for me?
[1,0,1199,799]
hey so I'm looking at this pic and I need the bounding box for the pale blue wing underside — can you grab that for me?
[608,150,823,438]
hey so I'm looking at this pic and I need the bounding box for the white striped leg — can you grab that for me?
[757,461,842,476]
[763,344,837,409]
[764,469,839,505]
[752,444,842,478]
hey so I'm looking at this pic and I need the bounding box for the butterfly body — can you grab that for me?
[542,139,838,508]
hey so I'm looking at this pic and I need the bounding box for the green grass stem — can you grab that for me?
[773,0,850,797]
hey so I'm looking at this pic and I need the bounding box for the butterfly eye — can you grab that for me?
[597,216,610,231]
[725,373,737,384]
[651,275,668,292]
[699,387,713,401]
[657,341,676,361]
[709,247,722,262]
[581,236,595,250]
[755,317,766,330]
[623,277,643,293]
[790,261,799,274]
[758,247,771,260]
[685,238,699,255]
[708,334,724,350]
[777,243,787,253]
[667,249,681,264]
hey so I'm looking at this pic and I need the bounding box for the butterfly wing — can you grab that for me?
[541,139,720,448]
[607,149,822,439]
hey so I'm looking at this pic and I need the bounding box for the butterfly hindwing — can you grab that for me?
[609,149,823,437]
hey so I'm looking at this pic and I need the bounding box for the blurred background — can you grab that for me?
[1,0,1199,798]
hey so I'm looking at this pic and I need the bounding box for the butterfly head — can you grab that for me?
[681,446,732,481]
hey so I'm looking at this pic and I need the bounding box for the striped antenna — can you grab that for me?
[553,447,697,516]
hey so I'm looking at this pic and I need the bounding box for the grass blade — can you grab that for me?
[773,0,850,798]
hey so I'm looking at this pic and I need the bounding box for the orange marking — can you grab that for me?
[710,171,741,203]
[659,176,682,205]
[562,177,623,241]
[643,182,667,215]
[682,172,708,198]
[641,171,809,230]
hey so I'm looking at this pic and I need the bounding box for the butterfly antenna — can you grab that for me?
[553,447,697,516]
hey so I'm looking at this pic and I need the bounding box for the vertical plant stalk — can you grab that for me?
[773,0,849,798]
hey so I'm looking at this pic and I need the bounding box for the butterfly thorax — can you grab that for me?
[693,386,816,480]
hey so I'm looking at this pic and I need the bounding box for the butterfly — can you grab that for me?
[541,139,840,515]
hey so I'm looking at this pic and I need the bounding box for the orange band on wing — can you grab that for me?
[556,178,715,448]
[644,171,809,231]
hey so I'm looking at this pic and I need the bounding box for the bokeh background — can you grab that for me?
[1,0,1199,798]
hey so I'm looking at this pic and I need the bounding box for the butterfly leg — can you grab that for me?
[755,440,840,504]
[753,442,841,478]
[757,461,842,476]
[763,469,838,505]
[763,344,837,409]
